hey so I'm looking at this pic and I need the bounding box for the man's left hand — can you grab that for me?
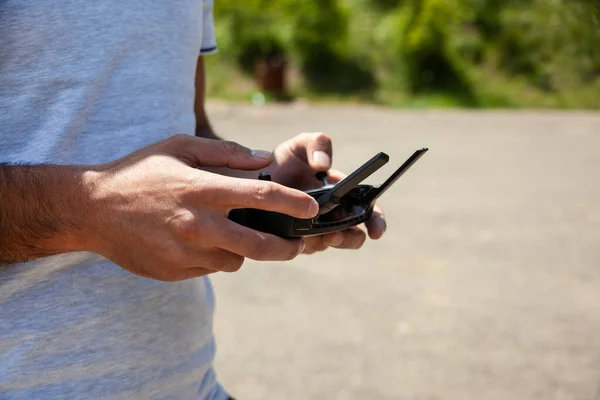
[266,132,387,254]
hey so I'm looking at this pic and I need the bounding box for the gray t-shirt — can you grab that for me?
[0,1,227,399]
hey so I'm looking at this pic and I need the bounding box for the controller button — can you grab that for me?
[295,219,312,231]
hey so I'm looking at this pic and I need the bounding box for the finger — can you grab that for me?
[288,132,332,171]
[166,134,274,170]
[322,232,344,247]
[325,169,346,184]
[330,227,367,250]
[212,218,306,261]
[302,236,324,254]
[307,133,332,171]
[327,169,387,239]
[215,176,319,219]
[303,233,342,254]
[365,205,387,240]
[188,248,246,273]
[158,249,245,281]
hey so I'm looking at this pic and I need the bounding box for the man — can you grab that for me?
[0,0,386,399]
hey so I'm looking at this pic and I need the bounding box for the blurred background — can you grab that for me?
[205,0,600,109]
[205,1,600,399]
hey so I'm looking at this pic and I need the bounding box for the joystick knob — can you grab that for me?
[258,172,272,181]
[315,171,329,185]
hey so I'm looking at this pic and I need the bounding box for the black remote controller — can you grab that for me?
[228,148,428,238]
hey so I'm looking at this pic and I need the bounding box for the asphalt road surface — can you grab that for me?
[206,102,600,400]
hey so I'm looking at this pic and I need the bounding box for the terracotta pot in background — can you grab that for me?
[255,56,287,99]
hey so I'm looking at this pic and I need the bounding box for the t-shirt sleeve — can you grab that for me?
[200,0,218,55]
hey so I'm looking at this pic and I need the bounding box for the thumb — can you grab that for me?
[166,135,274,170]
[303,132,332,171]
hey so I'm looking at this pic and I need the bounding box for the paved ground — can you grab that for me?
[206,102,600,400]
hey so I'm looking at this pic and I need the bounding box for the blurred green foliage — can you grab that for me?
[209,0,600,108]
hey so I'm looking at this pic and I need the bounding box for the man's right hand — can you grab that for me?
[80,135,318,281]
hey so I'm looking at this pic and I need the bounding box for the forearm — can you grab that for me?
[0,164,97,264]
[194,55,220,140]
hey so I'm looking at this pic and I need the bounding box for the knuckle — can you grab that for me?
[310,236,328,252]
[354,231,367,248]
[222,256,245,273]
[281,240,302,260]
[208,257,227,272]
[220,140,242,156]
[311,245,326,254]
[253,182,275,203]
[168,212,199,240]
[288,245,303,259]
[250,236,270,260]
[188,173,205,192]
[189,174,213,199]
[313,132,331,144]
[316,242,329,252]
[225,228,247,249]
[137,247,192,282]
[189,174,222,204]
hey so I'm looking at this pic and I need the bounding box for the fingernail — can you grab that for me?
[331,232,344,247]
[251,149,273,160]
[374,219,387,238]
[312,151,331,169]
[380,219,387,233]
